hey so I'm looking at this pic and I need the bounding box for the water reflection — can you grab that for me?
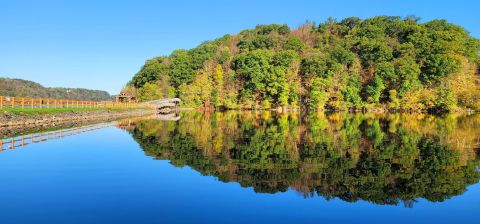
[121,111,480,207]
[1,123,112,151]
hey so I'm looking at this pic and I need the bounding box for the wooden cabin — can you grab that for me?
[115,92,137,103]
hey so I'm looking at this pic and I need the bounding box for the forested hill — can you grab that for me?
[129,16,480,112]
[0,78,113,101]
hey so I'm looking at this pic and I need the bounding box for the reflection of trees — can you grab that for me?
[127,111,480,206]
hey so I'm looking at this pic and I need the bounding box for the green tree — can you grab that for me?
[169,50,196,87]
[356,38,393,65]
[394,56,421,97]
[308,78,330,111]
[137,82,163,102]
[365,75,386,103]
[284,37,305,52]
[130,57,169,88]
[328,45,355,66]
[301,53,328,78]
[421,54,460,84]
[431,84,457,113]
[375,62,395,89]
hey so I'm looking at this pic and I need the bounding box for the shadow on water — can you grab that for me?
[119,111,480,207]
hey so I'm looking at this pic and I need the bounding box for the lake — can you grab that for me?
[0,111,479,224]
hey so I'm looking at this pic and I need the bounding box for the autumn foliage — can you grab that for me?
[129,16,480,113]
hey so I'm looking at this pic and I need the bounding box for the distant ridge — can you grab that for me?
[0,77,113,101]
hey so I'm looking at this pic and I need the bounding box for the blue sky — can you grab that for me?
[1,0,479,94]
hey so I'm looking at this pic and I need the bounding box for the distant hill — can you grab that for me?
[0,78,113,101]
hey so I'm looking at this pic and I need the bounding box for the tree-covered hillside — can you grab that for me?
[0,78,113,101]
[129,16,480,112]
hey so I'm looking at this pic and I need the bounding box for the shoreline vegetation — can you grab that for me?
[126,16,480,114]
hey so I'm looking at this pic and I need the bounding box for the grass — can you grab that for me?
[1,107,147,115]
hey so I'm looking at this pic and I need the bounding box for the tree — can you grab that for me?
[394,57,421,97]
[365,75,386,103]
[301,53,328,78]
[137,82,163,102]
[375,62,395,88]
[169,50,196,87]
[212,64,225,108]
[284,37,305,52]
[308,78,329,111]
[431,84,457,113]
[232,49,274,101]
[328,45,355,66]
[131,57,169,88]
[356,38,393,65]
[421,54,460,84]
[342,74,363,107]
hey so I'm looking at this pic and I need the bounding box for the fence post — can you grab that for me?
[22,98,25,109]
[0,96,3,109]
[46,98,50,108]
[11,97,15,109]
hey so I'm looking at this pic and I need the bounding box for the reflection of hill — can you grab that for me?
[126,111,480,206]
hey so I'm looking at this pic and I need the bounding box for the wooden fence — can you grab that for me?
[0,123,112,151]
[0,96,138,109]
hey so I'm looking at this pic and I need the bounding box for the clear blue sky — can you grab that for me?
[1,0,479,94]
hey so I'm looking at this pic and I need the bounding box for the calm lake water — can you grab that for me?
[0,111,479,224]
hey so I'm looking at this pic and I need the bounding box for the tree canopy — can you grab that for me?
[128,16,480,113]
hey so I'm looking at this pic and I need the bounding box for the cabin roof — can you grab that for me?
[116,92,136,98]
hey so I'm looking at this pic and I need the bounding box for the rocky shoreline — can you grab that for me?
[0,109,154,137]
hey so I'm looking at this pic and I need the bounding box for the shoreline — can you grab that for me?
[0,108,155,129]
